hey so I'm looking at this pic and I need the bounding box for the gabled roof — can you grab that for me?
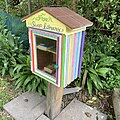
[22,7,93,30]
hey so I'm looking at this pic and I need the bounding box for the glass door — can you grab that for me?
[35,35,57,78]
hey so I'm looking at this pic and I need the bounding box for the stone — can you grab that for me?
[54,98,107,120]
[112,88,120,120]
[4,92,46,120]
[63,87,82,95]
[37,114,50,120]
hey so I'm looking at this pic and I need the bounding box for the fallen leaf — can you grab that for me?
[85,112,92,117]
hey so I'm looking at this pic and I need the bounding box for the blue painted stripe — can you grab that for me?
[75,32,82,78]
[65,35,70,86]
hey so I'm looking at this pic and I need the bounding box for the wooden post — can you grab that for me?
[45,83,63,120]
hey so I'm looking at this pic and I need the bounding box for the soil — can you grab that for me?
[62,90,115,120]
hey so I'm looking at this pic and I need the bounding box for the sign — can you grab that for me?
[26,10,66,34]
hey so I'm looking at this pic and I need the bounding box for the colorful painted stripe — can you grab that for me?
[61,35,66,87]
[72,33,77,80]
[30,28,62,87]
[29,27,86,87]
[64,35,69,87]
[29,29,35,72]
[67,34,73,84]
[57,35,62,87]
[78,31,86,77]
[75,32,82,78]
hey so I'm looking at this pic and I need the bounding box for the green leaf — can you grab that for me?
[38,86,42,96]
[15,75,27,86]
[23,76,31,87]
[96,68,111,78]
[15,78,25,90]
[4,62,8,69]
[89,73,100,90]
[87,79,93,96]
[114,62,120,67]
[89,68,98,76]
[7,32,15,47]
[2,68,6,76]
[97,56,118,67]
[13,64,26,74]
[97,79,103,89]
[24,81,31,91]
[9,67,14,77]
[13,73,22,80]
[113,62,120,71]
[32,79,37,92]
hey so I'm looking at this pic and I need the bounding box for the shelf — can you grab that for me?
[37,44,54,51]
[48,47,56,54]
[37,45,56,54]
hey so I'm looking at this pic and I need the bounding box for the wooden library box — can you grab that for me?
[22,7,93,87]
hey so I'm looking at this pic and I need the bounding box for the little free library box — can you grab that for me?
[22,7,93,87]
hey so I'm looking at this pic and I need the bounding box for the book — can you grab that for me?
[44,64,56,74]
[37,43,54,51]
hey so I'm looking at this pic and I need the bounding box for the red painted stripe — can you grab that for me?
[30,29,35,72]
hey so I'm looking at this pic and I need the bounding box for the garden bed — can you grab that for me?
[62,90,115,120]
[0,76,115,120]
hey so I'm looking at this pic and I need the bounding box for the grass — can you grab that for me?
[0,76,22,120]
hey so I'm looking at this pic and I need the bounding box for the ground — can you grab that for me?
[0,76,115,120]
[62,90,115,120]
[0,76,22,120]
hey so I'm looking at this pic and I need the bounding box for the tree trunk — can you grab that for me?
[5,0,8,13]
[28,0,32,15]
[71,0,77,12]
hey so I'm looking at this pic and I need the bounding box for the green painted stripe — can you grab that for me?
[61,35,66,87]
[35,72,56,84]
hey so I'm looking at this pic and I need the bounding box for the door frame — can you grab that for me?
[29,28,62,87]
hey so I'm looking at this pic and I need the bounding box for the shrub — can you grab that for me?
[0,10,29,48]
[0,16,47,96]
[0,20,24,77]
[75,32,120,96]
[77,0,120,35]
[13,55,47,96]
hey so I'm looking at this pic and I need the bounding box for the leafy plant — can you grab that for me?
[0,10,29,48]
[80,46,120,96]
[13,55,47,96]
[0,12,47,96]
[0,0,120,97]
[77,0,120,36]
[0,15,26,77]
[75,30,120,96]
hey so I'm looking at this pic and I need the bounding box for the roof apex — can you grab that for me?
[21,7,93,29]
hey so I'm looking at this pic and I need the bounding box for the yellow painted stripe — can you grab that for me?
[67,34,73,84]
[70,34,74,81]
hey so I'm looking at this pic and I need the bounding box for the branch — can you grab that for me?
[82,70,88,89]
[5,0,8,13]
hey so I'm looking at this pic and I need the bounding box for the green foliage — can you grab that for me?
[13,55,47,96]
[75,29,120,96]
[0,10,29,48]
[0,16,47,96]
[78,32,120,95]
[0,27,24,77]
[0,0,120,96]
[77,0,120,35]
